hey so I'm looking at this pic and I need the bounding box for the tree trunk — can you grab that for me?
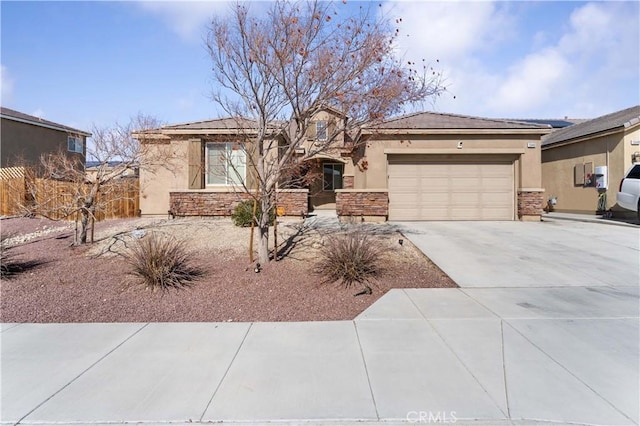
[257,195,270,264]
[79,208,89,244]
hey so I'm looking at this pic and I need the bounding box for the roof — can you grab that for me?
[161,117,285,133]
[371,111,551,131]
[0,107,91,136]
[542,105,640,147]
[511,118,586,128]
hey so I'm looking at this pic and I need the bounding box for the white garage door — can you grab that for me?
[388,156,515,221]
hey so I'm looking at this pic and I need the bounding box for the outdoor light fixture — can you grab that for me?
[254,263,261,273]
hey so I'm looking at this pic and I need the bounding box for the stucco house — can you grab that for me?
[138,111,551,222]
[541,105,640,215]
[0,107,91,169]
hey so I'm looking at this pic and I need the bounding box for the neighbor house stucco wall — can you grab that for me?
[541,131,626,213]
[1,118,86,167]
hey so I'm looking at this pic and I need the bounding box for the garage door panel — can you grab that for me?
[388,158,514,221]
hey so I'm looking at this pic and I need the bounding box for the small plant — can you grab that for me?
[231,200,274,227]
[124,233,202,290]
[314,231,387,293]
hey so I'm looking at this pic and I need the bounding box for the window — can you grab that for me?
[323,163,343,191]
[316,120,327,141]
[206,143,246,186]
[627,165,640,179]
[67,136,83,153]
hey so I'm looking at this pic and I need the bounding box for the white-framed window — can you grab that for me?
[67,136,83,153]
[323,162,343,191]
[206,142,246,186]
[316,120,327,141]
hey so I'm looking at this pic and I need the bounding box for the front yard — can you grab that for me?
[0,216,456,322]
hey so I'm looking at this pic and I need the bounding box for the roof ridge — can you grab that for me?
[1,106,91,135]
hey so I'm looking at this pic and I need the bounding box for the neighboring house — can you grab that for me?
[138,111,551,221]
[541,105,640,215]
[85,161,139,181]
[0,107,91,169]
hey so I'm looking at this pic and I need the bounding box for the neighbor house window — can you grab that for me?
[206,143,246,186]
[67,136,83,153]
[316,120,327,141]
[323,163,343,191]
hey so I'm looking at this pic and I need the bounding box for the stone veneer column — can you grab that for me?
[517,189,544,221]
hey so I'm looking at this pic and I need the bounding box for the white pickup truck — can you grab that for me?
[616,163,640,220]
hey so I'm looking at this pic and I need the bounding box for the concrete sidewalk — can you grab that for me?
[2,285,638,425]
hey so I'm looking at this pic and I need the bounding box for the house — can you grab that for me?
[0,107,91,169]
[541,105,640,215]
[138,111,551,221]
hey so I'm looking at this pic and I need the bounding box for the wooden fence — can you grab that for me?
[0,169,140,220]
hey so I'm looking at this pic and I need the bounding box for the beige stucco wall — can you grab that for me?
[358,133,543,191]
[541,130,631,213]
[623,126,640,171]
[140,140,187,215]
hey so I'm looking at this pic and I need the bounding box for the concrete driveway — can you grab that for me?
[398,219,639,288]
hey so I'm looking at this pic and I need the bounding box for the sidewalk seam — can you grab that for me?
[500,320,511,419]
[404,290,510,419]
[352,321,380,420]
[198,322,253,422]
[15,322,150,425]
[502,319,636,424]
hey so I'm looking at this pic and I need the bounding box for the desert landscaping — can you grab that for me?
[0,215,456,323]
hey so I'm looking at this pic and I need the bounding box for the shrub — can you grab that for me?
[231,200,274,227]
[125,233,202,290]
[314,231,387,291]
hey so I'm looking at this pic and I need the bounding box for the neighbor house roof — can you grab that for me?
[542,105,640,147]
[369,111,551,133]
[0,107,91,136]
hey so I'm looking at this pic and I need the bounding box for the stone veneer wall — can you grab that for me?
[517,190,544,218]
[169,190,308,217]
[275,190,308,217]
[336,190,388,218]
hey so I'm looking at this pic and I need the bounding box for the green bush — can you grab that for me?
[125,233,202,290]
[231,200,274,227]
[313,231,387,291]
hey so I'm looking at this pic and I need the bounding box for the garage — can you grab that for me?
[388,155,515,221]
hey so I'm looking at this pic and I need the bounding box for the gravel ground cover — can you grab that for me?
[0,215,456,322]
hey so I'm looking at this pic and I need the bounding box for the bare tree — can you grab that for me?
[26,113,172,244]
[206,0,445,264]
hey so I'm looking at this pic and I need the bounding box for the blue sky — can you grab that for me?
[1,1,638,133]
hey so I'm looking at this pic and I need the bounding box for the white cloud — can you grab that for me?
[384,1,514,63]
[1,65,14,104]
[489,49,570,113]
[137,1,232,42]
[31,108,45,118]
[385,1,639,118]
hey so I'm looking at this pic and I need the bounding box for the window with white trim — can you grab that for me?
[67,136,83,153]
[316,120,327,141]
[206,143,246,186]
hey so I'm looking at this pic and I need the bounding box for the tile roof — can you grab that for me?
[0,107,91,136]
[372,111,551,130]
[162,117,285,131]
[542,105,640,146]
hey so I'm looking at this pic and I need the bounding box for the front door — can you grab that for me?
[310,162,343,210]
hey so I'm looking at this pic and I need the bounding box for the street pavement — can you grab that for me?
[1,218,638,425]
